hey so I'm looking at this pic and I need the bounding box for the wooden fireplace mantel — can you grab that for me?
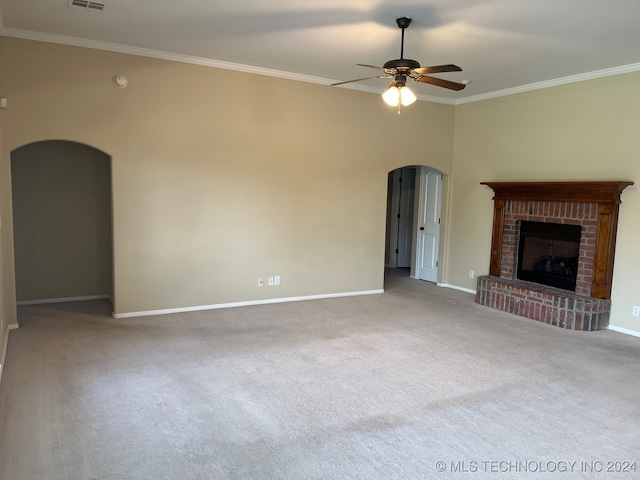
[481,181,633,299]
[481,181,633,204]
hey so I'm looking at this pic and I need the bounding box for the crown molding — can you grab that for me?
[456,63,640,105]
[0,27,457,105]
[2,27,638,107]
[0,27,330,84]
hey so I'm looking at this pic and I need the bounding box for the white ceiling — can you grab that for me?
[1,0,639,104]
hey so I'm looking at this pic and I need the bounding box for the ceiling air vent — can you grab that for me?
[69,0,106,11]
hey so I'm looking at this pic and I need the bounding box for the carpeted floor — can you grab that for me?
[1,269,639,479]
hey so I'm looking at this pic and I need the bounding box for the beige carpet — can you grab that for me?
[1,269,639,479]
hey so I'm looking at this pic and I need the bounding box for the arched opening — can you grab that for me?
[385,165,444,283]
[10,140,114,308]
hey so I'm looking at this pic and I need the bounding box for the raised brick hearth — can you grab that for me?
[476,276,611,331]
[476,181,632,331]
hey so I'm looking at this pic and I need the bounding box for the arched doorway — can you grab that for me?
[385,165,444,283]
[10,140,114,306]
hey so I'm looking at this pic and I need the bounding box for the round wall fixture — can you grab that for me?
[113,75,128,88]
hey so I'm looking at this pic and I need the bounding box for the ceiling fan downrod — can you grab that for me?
[382,17,420,71]
[397,17,412,60]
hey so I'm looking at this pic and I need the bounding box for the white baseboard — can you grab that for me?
[608,325,640,338]
[394,276,475,294]
[17,295,112,306]
[113,289,385,319]
[0,323,19,388]
[438,283,477,295]
[0,328,7,387]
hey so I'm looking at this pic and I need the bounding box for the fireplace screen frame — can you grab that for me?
[516,220,581,291]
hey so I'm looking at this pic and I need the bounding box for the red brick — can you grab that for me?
[513,301,521,315]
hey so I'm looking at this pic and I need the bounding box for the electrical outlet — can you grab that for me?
[268,277,274,286]
[274,276,280,286]
[258,278,264,287]
[632,305,640,317]
[469,270,475,279]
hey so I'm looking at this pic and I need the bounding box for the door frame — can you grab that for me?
[386,165,446,283]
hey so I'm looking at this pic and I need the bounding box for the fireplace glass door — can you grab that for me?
[517,221,581,291]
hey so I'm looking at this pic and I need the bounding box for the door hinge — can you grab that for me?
[397,213,401,218]
[438,218,441,224]
[395,249,399,254]
[399,177,402,182]
[436,261,439,267]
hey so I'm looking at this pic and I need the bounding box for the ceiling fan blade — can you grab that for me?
[412,64,462,75]
[331,75,391,86]
[356,64,388,72]
[415,75,467,91]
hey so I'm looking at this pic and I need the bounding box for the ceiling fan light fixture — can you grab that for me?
[382,85,417,107]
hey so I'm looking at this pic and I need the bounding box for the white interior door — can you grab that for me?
[396,168,415,268]
[416,169,442,282]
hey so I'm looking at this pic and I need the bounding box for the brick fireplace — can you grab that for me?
[476,181,632,331]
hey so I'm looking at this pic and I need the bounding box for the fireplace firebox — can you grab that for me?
[517,221,581,292]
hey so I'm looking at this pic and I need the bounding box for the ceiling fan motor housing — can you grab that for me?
[383,58,421,71]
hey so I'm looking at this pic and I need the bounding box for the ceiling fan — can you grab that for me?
[332,17,466,110]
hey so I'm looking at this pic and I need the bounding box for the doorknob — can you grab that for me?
[420,227,424,230]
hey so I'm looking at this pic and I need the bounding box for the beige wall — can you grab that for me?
[11,141,113,301]
[3,37,635,334]
[449,72,640,333]
[0,38,455,316]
